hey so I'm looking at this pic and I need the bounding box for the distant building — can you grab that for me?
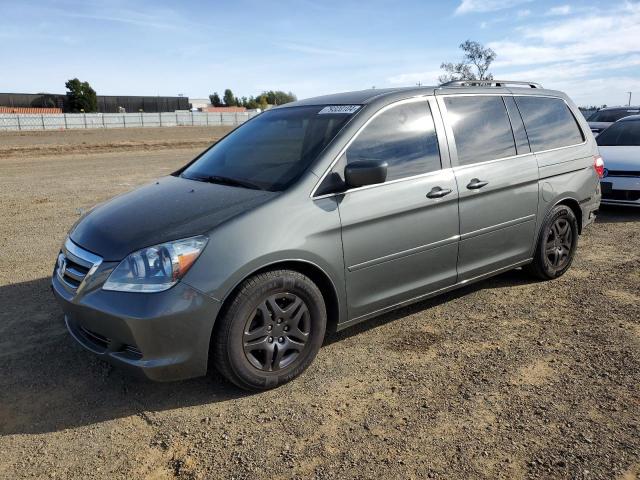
[189,98,210,111]
[0,92,190,113]
[201,106,247,113]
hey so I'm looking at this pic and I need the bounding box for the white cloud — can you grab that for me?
[274,42,354,57]
[57,8,181,30]
[496,55,640,82]
[488,2,640,106]
[517,9,531,17]
[455,0,531,15]
[387,70,443,86]
[490,2,640,67]
[546,5,571,16]
[529,75,639,107]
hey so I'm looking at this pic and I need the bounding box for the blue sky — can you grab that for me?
[1,0,639,106]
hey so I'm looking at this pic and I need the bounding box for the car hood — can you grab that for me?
[599,146,640,172]
[70,175,276,260]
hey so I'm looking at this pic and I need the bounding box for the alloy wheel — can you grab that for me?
[242,293,311,372]
[545,217,573,269]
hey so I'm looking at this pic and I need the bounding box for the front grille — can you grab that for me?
[59,258,90,288]
[606,170,640,178]
[602,189,640,202]
[56,238,102,293]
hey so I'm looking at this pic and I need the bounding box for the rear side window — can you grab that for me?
[345,101,441,181]
[444,96,516,165]
[515,96,584,151]
[503,96,531,155]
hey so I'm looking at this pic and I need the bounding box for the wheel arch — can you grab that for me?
[214,259,343,341]
[554,197,583,234]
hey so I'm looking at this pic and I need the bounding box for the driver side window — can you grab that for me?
[343,101,441,182]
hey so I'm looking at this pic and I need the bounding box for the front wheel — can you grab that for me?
[526,205,578,280]
[212,270,326,391]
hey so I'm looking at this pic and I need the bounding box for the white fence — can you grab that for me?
[0,111,259,132]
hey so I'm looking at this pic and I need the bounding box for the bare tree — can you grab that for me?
[439,40,496,84]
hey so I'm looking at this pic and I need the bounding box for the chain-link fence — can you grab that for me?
[0,111,260,131]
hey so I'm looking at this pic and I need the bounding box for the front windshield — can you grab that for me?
[588,109,639,123]
[181,105,358,191]
[596,121,640,146]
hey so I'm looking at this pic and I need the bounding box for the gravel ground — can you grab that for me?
[0,129,638,479]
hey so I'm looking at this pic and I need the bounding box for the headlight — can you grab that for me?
[103,236,208,293]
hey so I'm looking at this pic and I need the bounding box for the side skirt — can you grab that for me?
[336,258,533,332]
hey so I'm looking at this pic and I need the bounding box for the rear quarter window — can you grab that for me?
[515,96,584,151]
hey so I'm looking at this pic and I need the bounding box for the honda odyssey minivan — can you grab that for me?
[52,80,602,390]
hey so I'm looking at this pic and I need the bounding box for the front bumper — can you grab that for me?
[52,254,221,382]
[601,177,640,207]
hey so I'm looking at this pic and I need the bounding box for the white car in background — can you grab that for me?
[597,115,640,206]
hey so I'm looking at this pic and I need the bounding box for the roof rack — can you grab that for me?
[440,80,542,89]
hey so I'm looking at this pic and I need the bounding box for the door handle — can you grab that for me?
[426,186,453,199]
[467,178,489,190]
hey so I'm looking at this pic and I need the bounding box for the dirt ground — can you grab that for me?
[0,128,638,480]
[0,126,233,159]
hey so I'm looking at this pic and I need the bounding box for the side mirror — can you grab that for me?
[344,160,388,188]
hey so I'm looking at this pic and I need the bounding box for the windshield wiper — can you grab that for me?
[184,174,263,190]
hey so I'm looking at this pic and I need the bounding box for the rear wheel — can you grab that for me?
[526,205,578,280]
[212,270,326,391]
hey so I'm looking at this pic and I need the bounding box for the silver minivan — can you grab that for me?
[52,80,602,390]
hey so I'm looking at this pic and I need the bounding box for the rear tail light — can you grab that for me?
[593,155,605,178]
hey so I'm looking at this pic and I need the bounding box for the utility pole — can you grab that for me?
[627,92,632,106]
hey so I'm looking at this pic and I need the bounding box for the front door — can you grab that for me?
[322,97,460,321]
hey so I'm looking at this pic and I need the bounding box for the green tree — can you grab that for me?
[209,92,222,107]
[223,89,236,107]
[65,78,98,112]
[439,40,496,84]
[257,95,269,110]
[259,90,297,106]
[245,96,260,109]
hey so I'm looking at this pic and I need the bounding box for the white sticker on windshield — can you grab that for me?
[318,105,360,115]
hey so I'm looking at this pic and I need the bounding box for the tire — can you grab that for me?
[212,270,326,391]
[526,205,579,280]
